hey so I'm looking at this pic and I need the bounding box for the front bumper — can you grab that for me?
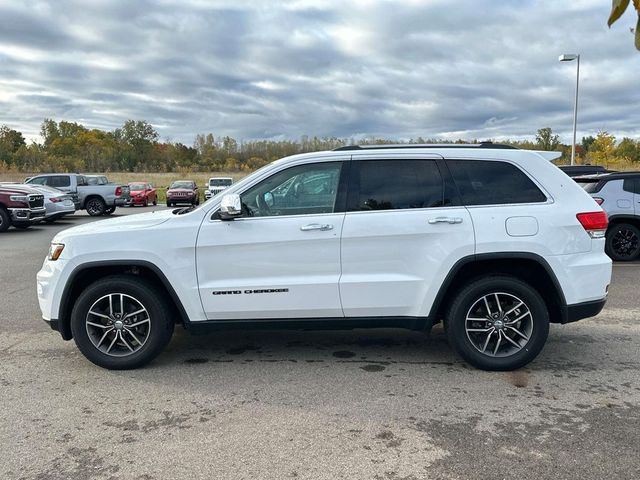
[9,207,46,223]
[168,195,195,203]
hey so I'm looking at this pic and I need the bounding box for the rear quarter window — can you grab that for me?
[447,160,547,206]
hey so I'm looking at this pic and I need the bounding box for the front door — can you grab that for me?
[196,160,348,320]
[339,156,475,318]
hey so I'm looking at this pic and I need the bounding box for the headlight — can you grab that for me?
[48,243,65,261]
[10,195,29,202]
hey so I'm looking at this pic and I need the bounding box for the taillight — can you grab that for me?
[576,211,608,238]
[593,197,604,205]
[115,186,122,196]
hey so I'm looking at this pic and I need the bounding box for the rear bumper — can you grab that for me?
[114,198,128,207]
[561,298,606,324]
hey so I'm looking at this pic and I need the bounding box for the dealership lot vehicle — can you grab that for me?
[559,164,613,177]
[26,173,129,216]
[205,176,234,200]
[1,183,75,223]
[128,182,157,206]
[37,144,612,371]
[0,184,45,232]
[1,207,638,480]
[166,180,199,206]
[576,172,640,261]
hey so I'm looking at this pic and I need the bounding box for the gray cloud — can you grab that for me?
[0,0,639,144]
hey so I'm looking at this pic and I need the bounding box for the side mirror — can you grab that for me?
[219,193,242,220]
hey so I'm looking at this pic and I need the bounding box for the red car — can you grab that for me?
[128,182,157,207]
[166,180,199,207]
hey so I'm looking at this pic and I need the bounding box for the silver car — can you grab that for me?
[4,183,76,223]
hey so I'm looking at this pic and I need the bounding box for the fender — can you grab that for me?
[427,251,567,321]
[56,260,192,340]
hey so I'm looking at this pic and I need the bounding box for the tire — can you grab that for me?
[166,201,172,207]
[605,223,640,261]
[85,197,106,216]
[70,275,175,370]
[0,208,10,232]
[104,207,116,215]
[144,198,148,207]
[445,276,549,371]
[152,198,157,206]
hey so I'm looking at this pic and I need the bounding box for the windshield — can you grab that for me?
[170,181,194,189]
[209,179,232,187]
[578,181,601,193]
[129,183,146,191]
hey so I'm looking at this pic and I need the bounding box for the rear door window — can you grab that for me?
[447,160,546,206]
[623,178,640,194]
[47,176,71,188]
[348,159,444,211]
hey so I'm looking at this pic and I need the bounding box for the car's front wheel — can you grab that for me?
[0,208,11,232]
[70,275,175,369]
[445,276,549,371]
[606,223,640,261]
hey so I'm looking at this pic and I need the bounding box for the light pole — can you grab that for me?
[559,53,580,166]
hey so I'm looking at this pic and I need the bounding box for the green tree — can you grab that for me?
[616,137,640,162]
[535,127,560,151]
[581,136,596,153]
[0,126,26,163]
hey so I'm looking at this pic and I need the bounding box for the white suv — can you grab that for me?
[204,177,233,200]
[37,144,612,371]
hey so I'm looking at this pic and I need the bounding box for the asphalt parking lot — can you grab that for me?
[1,207,639,480]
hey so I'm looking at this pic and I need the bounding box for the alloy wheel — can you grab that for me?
[611,228,639,258]
[85,293,151,357]
[465,292,533,358]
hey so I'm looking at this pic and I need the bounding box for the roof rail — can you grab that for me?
[333,142,518,151]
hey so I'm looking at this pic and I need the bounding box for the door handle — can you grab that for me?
[300,223,333,231]
[428,217,463,224]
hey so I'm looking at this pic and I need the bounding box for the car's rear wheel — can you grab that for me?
[606,223,640,261]
[0,208,10,232]
[86,197,106,216]
[70,275,174,370]
[445,276,549,371]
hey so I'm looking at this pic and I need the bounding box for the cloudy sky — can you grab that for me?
[0,0,639,144]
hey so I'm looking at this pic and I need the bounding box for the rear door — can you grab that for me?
[339,155,474,318]
[622,178,640,215]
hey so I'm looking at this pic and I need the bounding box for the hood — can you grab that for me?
[0,184,41,195]
[54,209,174,242]
[167,188,194,193]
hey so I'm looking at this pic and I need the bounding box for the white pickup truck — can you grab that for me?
[26,174,130,216]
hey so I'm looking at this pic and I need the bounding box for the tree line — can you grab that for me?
[0,120,639,174]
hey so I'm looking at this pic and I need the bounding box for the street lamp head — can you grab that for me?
[559,54,579,62]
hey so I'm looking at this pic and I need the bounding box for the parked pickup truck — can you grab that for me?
[25,174,130,216]
[0,184,46,232]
